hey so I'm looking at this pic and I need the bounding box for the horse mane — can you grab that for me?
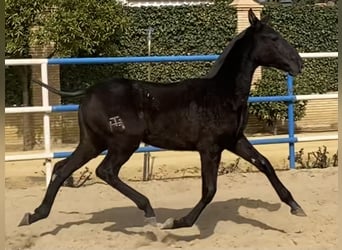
[204,29,247,79]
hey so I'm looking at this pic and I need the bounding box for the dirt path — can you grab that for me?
[5,139,338,249]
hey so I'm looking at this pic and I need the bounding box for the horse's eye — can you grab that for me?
[265,34,278,41]
[261,34,278,41]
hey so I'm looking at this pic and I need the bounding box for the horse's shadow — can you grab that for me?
[41,197,285,241]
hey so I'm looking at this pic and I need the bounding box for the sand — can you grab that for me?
[5,138,338,250]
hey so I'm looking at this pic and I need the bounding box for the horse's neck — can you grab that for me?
[213,40,257,104]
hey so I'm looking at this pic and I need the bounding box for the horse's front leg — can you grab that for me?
[230,135,306,216]
[162,146,222,229]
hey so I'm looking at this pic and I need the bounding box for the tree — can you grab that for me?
[5,0,46,57]
[5,0,47,150]
[5,0,130,150]
[33,0,130,57]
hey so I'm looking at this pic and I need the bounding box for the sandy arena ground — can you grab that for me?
[5,138,338,250]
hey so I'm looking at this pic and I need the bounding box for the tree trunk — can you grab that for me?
[272,120,278,135]
[17,65,35,151]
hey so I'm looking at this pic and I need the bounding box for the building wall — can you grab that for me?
[245,97,338,135]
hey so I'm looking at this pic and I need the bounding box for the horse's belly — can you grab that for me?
[141,104,246,150]
[143,131,197,151]
[143,120,199,150]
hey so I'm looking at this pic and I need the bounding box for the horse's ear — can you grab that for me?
[248,9,259,26]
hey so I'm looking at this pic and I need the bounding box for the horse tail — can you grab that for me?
[32,79,86,97]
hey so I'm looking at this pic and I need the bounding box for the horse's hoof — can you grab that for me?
[160,217,174,229]
[18,213,31,227]
[144,216,157,226]
[291,207,307,217]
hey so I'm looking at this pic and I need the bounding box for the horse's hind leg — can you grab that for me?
[230,135,306,216]
[19,143,102,226]
[95,143,156,224]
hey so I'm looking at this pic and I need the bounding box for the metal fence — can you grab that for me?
[5,52,338,186]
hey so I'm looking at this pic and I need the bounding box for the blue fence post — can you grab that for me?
[287,74,296,169]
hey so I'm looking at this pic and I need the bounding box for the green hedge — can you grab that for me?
[60,4,337,102]
[119,4,236,82]
[6,3,338,106]
[60,2,237,103]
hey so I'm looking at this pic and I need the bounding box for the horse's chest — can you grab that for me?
[214,103,248,136]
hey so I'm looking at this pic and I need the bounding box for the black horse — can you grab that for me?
[19,9,306,229]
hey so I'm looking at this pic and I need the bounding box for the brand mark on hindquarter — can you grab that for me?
[109,116,126,131]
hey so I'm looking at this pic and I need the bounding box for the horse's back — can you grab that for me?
[79,78,146,141]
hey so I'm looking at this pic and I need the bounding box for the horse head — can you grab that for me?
[248,9,303,76]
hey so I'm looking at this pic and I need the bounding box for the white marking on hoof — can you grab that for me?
[160,217,174,229]
[144,216,157,226]
[142,220,170,242]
